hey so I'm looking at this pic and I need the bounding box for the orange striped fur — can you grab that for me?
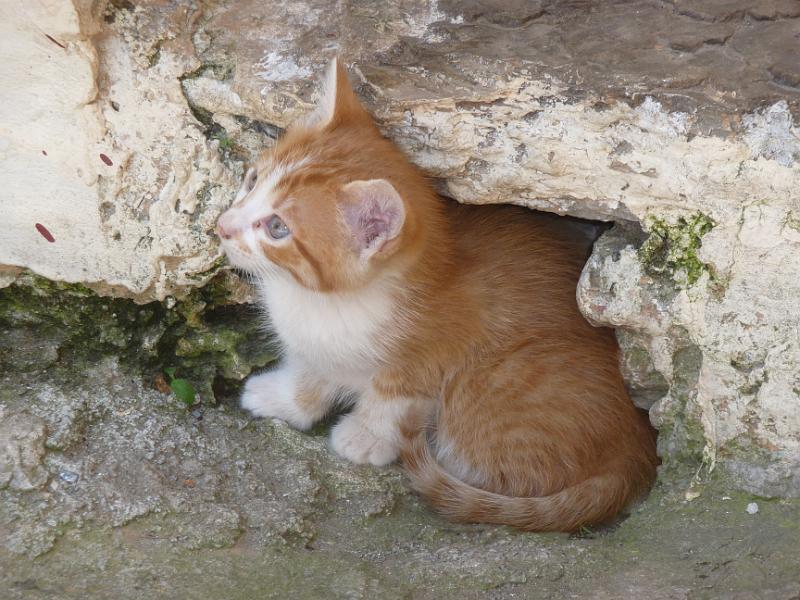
[218,59,658,532]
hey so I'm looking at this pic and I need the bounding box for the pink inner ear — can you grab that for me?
[359,207,400,248]
[361,216,387,247]
[341,180,405,253]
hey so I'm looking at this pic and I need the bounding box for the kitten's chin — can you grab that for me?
[219,244,268,278]
[227,254,281,282]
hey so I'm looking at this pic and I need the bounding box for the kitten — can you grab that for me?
[217,59,658,531]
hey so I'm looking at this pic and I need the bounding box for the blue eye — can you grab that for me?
[264,215,290,240]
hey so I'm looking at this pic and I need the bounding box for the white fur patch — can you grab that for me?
[330,395,414,466]
[257,158,309,202]
[226,158,309,218]
[219,158,311,270]
[240,362,314,429]
[257,273,404,390]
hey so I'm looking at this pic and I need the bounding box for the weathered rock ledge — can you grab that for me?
[5,0,798,493]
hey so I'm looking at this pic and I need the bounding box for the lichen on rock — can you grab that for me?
[638,214,715,288]
[0,271,277,404]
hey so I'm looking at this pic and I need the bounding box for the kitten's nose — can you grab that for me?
[216,215,235,240]
[216,222,232,240]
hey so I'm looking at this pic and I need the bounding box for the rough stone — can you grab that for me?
[1,347,800,598]
[4,1,799,292]
[0,410,49,492]
[0,1,237,301]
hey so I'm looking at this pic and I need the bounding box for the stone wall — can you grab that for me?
[2,0,799,495]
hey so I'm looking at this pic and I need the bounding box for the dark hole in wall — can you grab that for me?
[533,212,661,416]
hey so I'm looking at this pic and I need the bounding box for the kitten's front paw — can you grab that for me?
[240,369,312,430]
[330,415,399,466]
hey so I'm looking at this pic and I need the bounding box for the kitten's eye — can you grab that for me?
[245,169,257,191]
[262,215,290,240]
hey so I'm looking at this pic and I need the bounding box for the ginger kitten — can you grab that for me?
[217,59,658,531]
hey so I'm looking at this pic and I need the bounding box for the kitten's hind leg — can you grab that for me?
[241,359,335,430]
[330,390,420,466]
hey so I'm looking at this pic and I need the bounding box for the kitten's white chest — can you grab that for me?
[258,276,398,385]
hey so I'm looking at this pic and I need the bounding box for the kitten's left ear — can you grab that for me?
[305,57,372,129]
[340,179,405,258]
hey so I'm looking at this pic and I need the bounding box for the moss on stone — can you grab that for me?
[0,274,162,365]
[0,272,276,404]
[638,213,715,287]
[652,334,709,472]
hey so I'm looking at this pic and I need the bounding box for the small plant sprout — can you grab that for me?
[164,367,197,407]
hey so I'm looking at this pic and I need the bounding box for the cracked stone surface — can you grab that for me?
[1,352,800,599]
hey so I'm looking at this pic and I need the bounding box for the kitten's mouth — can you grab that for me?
[219,239,280,281]
[218,239,253,270]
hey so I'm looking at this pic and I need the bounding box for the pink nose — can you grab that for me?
[216,221,232,239]
[217,213,237,240]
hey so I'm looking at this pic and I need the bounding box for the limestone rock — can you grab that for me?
[0,357,407,558]
[1,347,800,597]
[0,409,48,491]
[0,1,237,301]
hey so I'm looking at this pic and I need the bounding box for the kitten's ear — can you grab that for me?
[341,179,405,258]
[305,57,371,128]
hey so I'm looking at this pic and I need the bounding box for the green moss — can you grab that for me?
[653,335,709,472]
[0,275,162,365]
[211,130,234,150]
[0,272,277,404]
[156,275,279,400]
[638,213,715,287]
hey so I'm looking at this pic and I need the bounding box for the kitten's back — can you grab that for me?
[401,201,658,531]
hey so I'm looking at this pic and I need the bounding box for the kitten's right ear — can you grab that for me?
[304,57,371,129]
[340,179,406,259]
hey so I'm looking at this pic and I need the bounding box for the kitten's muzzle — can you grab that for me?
[216,221,233,240]
[216,211,241,240]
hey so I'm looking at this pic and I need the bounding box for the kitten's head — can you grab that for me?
[217,59,420,292]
